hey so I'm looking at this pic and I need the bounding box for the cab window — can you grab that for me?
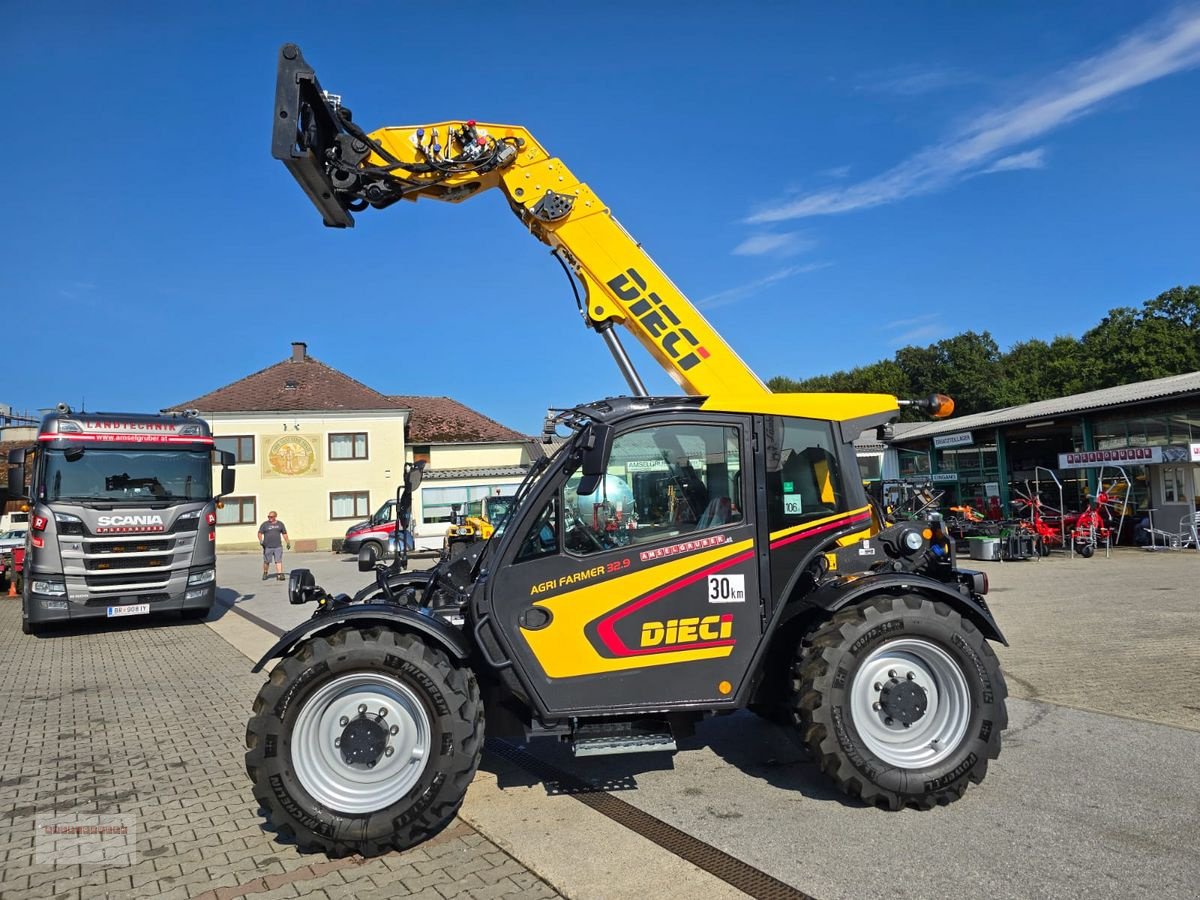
[764,417,846,530]
[514,497,559,562]
[563,422,742,556]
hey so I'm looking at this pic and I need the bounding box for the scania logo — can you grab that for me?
[96,514,166,533]
[607,267,709,371]
[98,515,164,527]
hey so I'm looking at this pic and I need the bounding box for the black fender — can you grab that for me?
[788,571,1008,646]
[250,603,472,672]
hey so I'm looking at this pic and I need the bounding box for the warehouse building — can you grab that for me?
[880,371,1200,541]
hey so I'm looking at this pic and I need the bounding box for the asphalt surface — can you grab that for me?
[213,546,1200,900]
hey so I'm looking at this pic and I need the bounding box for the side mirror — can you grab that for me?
[220,468,236,497]
[5,449,29,501]
[357,547,377,572]
[576,423,613,497]
[288,568,317,604]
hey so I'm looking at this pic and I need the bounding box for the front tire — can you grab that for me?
[246,626,483,855]
[794,594,1006,810]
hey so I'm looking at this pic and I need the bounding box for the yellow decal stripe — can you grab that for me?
[522,539,753,678]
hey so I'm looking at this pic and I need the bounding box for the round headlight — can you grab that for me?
[903,530,925,552]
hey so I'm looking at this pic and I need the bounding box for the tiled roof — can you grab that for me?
[892,370,1200,442]
[167,344,402,413]
[390,396,526,443]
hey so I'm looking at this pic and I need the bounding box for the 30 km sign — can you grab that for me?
[708,574,746,603]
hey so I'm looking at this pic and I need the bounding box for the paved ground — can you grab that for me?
[0,600,560,900]
[2,546,1198,899]
[974,549,1200,730]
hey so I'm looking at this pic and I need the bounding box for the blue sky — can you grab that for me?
[3,1,1199,435]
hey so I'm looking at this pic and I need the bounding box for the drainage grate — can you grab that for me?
[485,738,816,900]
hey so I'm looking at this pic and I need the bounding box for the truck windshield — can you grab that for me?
[41,448,213,504]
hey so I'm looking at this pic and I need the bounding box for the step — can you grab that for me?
[570,720,677,757]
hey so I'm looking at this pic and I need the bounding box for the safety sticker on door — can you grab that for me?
[708,574,746,603]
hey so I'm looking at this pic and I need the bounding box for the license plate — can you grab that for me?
[107,603,151,618]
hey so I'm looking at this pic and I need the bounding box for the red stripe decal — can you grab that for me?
[769,510,872,550]
[595,549,752,657]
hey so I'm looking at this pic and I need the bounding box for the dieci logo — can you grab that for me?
[607,267,709,371]
[640,614,733,648]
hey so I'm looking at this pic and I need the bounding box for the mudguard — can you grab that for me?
[250,603,472,672]
[793,571,1007,646]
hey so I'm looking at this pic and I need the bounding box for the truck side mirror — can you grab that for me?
[221,468,236,496]
[5,449,28,501]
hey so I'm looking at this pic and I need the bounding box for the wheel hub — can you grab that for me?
[339,715,389,766]
[878,677,928,726]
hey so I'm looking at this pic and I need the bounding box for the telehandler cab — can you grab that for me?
[247,44,1008,856]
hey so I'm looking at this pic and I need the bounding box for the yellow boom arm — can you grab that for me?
[273,44,917,425]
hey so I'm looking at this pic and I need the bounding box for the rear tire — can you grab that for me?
[246,626,483,855]
[793,594,1006,810]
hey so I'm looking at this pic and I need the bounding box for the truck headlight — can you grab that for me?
[188,569,216,586]
[32,580,67,596]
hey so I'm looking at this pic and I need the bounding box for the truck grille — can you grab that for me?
[85,555,172,572]
[76,532,185,591]
[90,539,172,554]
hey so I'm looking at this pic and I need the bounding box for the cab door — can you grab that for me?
[486,415,763,716]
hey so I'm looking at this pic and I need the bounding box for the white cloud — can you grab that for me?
[731,232,816,257]
[890,322,947,346]
[697,263,831,309]
[746,8,1200,222]
[983,148,1047,173]
[857,65,977,97]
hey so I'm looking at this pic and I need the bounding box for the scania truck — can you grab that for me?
[4,404,235,634]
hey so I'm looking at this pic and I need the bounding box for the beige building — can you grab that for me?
[168,343,537,552]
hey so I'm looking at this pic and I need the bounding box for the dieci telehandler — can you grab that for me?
[247,44,1008,855]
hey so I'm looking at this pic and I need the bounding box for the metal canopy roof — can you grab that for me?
[891,370,1200,443]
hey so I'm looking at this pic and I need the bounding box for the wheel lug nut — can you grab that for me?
[903,722,911,728]
[385,747,394,757]
[378,708,388,717]
[906,671,915,681]
[339,716,349,727]
[872,702,882,711]
[358,704,367,714]
[390,725,399,735]
[334,738,341,747]
[874,682,882,692]
[885,717,894,726]
[888,670,897,679]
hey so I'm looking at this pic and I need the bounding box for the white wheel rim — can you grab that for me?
[292,672,432,814]
[849,638,971,768]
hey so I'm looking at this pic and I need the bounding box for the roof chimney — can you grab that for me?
[291,341,307,362]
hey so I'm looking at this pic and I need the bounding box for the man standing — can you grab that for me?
[258,511,290,581]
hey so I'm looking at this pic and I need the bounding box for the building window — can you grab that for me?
[331,491,370,519]
[214,435,255,464]
[217,496,256,525]
[329,433,369,460]
[421,484,519,524]
[1162,466,1185,504]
